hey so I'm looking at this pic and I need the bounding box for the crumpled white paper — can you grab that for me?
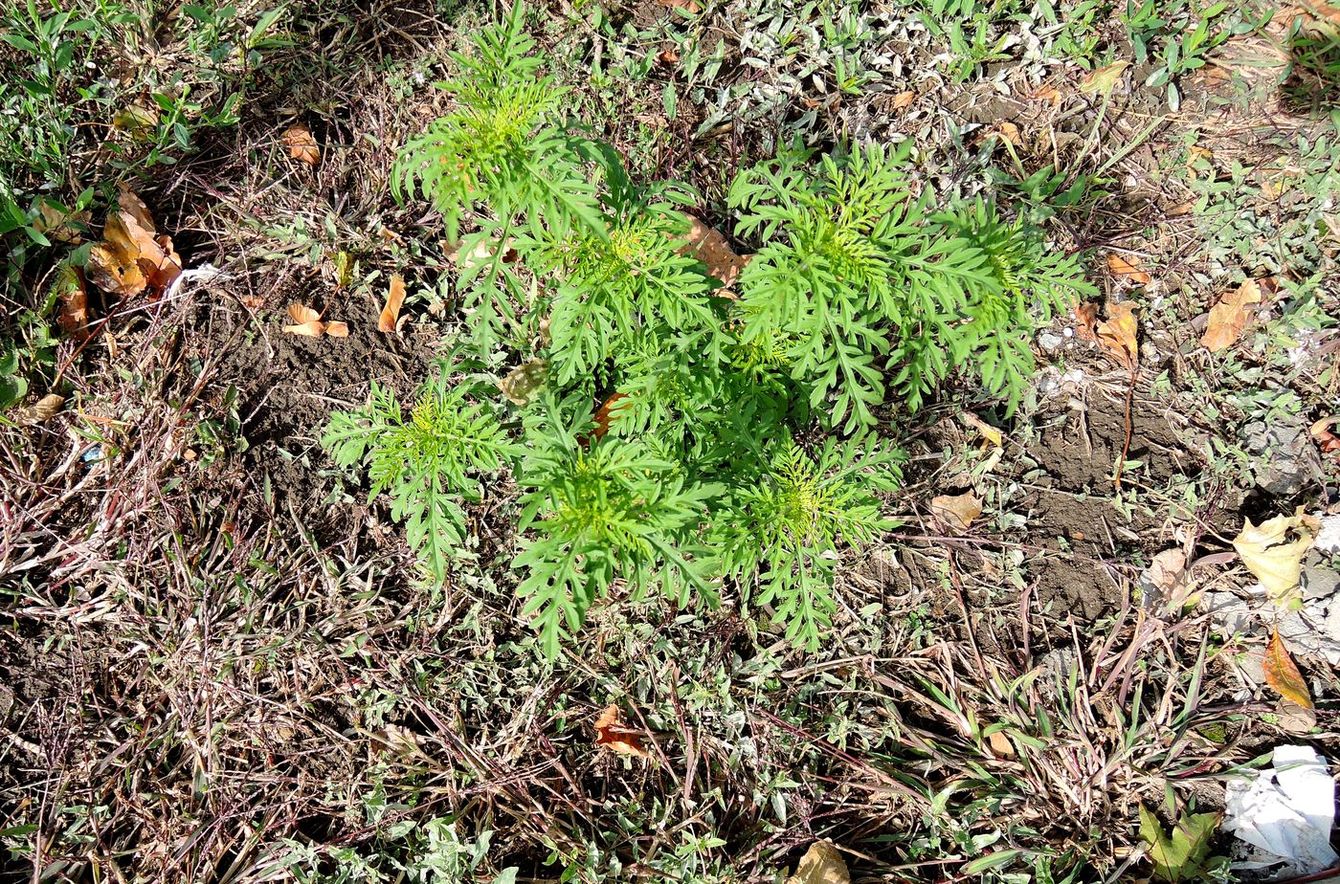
[1224,745,1339,875]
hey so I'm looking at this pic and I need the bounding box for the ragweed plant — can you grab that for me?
[513,392,718,657]
[322,374,520,586]
[713,436,902,650]
[327,3,1090,655]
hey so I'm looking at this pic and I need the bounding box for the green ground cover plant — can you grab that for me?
[326,1,1091,656]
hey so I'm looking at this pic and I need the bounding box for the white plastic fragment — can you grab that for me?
[1224,745,1339,875]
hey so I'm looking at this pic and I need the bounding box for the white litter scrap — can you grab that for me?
[1224,745,1339,876]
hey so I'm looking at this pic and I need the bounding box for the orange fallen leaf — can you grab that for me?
[1073,301,1100,341]
[379,274,406,333]
[1264,630,1313,710]
[240,294,266,310]
[284,303,327,337]
[594,704,650,758]
[282,123,320,167]
[1201,278,1264,352]
[593,392,629,439]
[930,491,982,533]
[1096,301,1139,369]
[891,90,917,110]
[995,121,1022,147]
[55,266,91,340]
[1310,416,1340,457]
[324,321,349,338]
[1106,252,1151,285]
[85,191,182,298]
[680,214,750,294]
[1032,83,1062,104]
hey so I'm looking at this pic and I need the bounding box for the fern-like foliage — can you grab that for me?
[329,3,1096,656]
[730,142,998,431]
[322,373,521,586]
[520,179,722,386]
[713,434,902,650]
[935,198,1096,412]
[392,2,603,245]
[512,392,718,658]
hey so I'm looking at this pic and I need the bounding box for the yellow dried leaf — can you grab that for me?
[1079,60,1130,96]
[786,841,850,884]
[961,412,1003,449]
[1264,630,1313,709]
[112,102,159,136]
[930,491,982,533]
[282,123,320,167]
[1233,513,1317,603]
[379,274,406,333]
[1201,278,1264,352]
[499,359,548,406]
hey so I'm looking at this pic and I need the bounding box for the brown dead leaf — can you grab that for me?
[594,704,650,758]
[658,48,679,65]
[930,491,982,533]
[1264,630,1314,710]
[379,274,406,333]
[1201,278,1264,352]
[1096,301,1139,369]
[282,123,320,167]
[1032,83,1063,104]
[680,214,750,293]
[240,294,266,310]
[324,321,349,338]
[85,191,182,298]
[891,90,917,110]
[18,393,66,426]
[656,0,701,13]
[786,841,851,884]
[1105,252,1151,285]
